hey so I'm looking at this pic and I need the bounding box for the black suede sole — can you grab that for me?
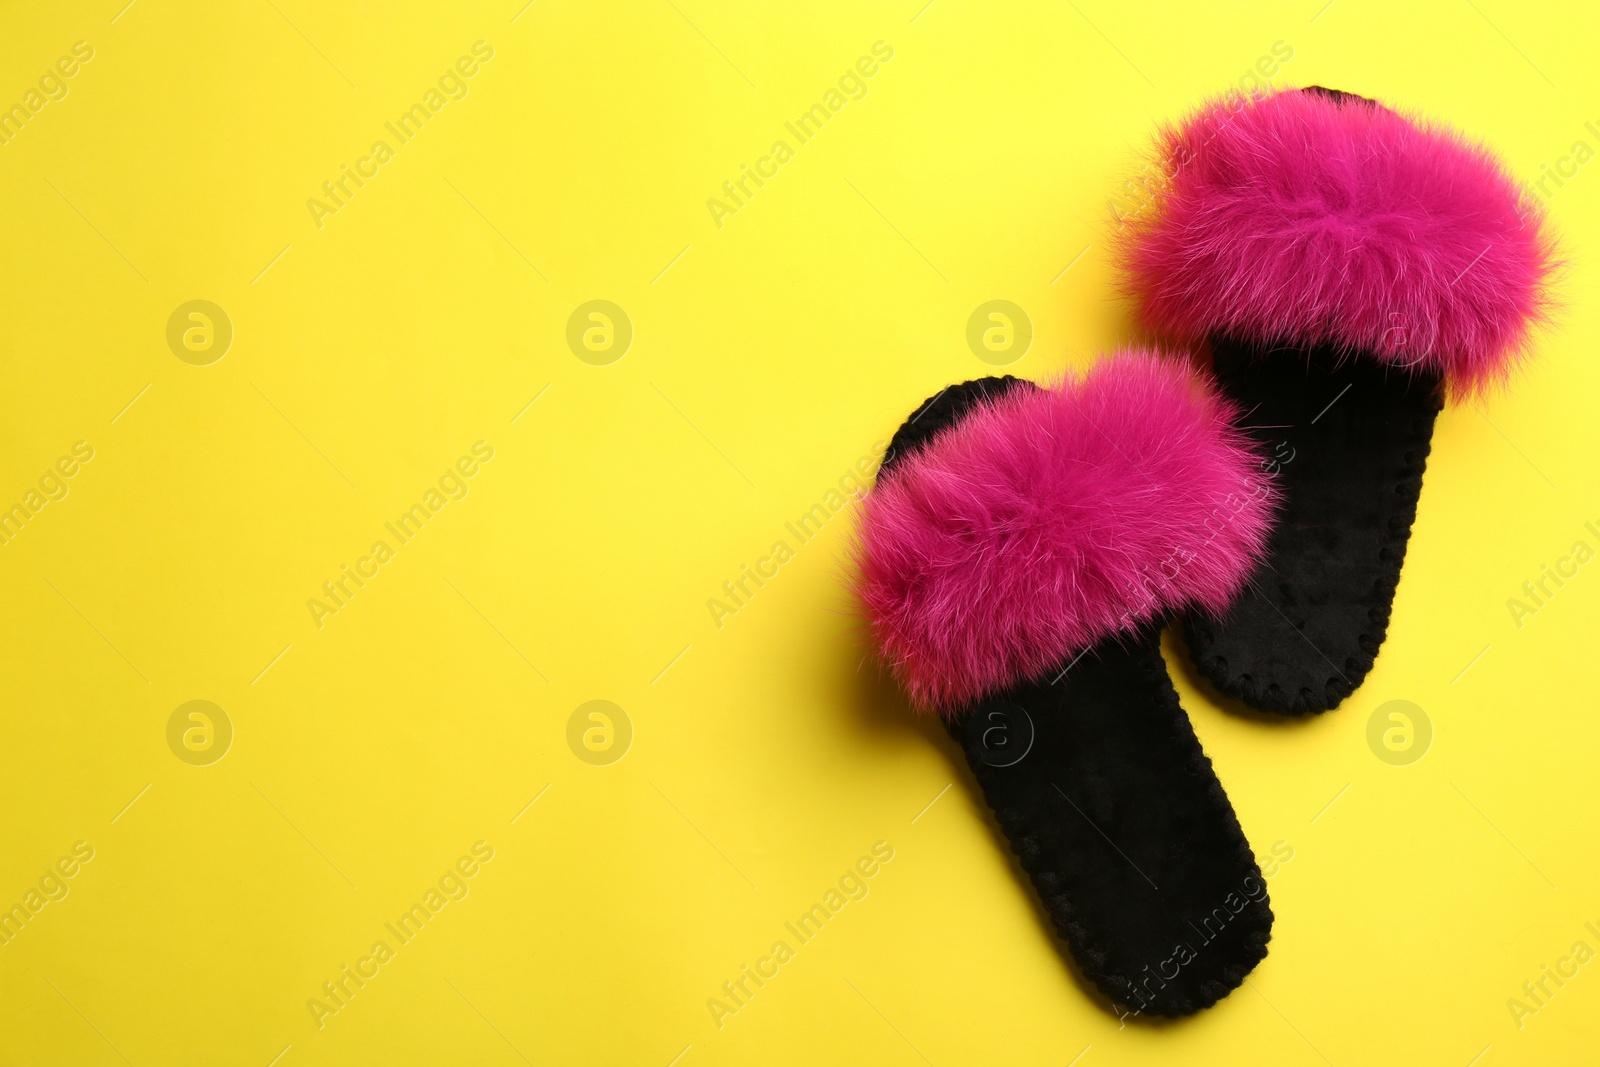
[1184,339,1443,715]
[880,378,1271,1018]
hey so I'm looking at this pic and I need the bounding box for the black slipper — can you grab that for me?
[1120,87,1554,714]
[854,351,1278,1017]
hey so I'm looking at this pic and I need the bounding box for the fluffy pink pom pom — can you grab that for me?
[1119,88,1555,394]
[853,351,1276,714]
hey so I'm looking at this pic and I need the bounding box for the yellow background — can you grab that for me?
[1,1,1596,1063]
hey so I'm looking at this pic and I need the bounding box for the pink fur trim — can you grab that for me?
[853,352,1276,714]
[1119,89,1555,393]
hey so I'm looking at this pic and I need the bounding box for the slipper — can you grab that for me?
[853,352,1278,1017]
[1120,87,1555,714]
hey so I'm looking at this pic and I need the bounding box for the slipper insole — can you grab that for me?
[950,627,1272,1018]
[1184,338,1443,714]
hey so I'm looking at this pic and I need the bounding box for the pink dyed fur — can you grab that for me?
[1120,89,1554,394]
[854,352,1275,714]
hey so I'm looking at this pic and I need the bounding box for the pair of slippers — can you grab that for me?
[851,88,1553,1017]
